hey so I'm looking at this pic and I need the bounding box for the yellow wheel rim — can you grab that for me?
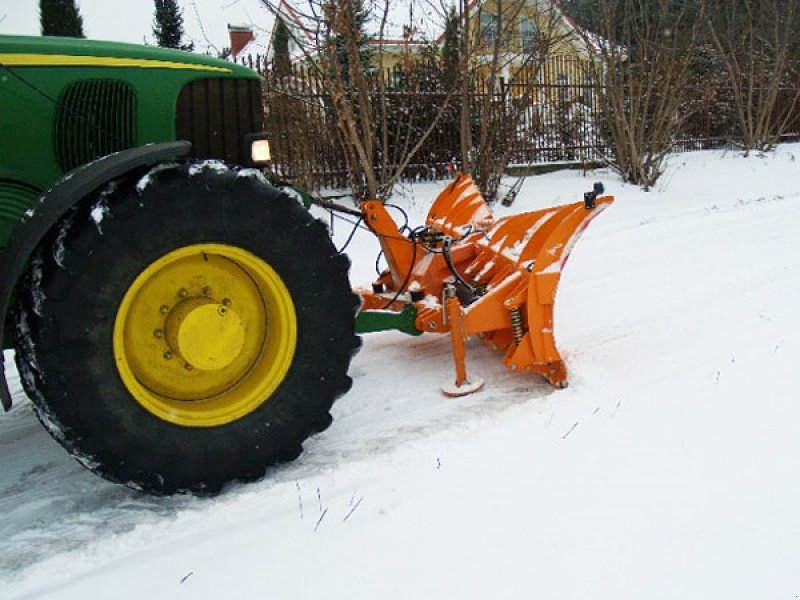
[113,244,297,427]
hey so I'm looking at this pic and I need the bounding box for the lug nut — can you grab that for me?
[184,363,193,371]
[428,321,436,330]
[178,288,188,298]
[163,351,173,360]
[160,305,169,314]
[153,329,163,338]
[218,306,228,316]
[222,298,231,306]
[203,287,212,296]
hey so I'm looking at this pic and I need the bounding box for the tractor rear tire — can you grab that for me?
[12,162,360,495]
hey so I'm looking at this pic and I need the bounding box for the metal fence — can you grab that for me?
[243,54,800,189]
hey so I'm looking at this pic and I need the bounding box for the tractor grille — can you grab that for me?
[175,78,264,165]
[54,79,137,173]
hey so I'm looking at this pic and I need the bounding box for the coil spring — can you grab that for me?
[510,307,524,345]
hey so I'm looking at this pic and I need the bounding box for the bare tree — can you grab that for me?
[448,0,576,200]
[261,0,454,201]
[586,0,707,189]
[706,0,800,153]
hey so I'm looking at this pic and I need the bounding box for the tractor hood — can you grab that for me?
[0,35,258,80]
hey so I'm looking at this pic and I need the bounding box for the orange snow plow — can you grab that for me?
[355,174,613,395]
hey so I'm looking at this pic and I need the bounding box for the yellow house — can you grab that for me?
[366,1,597,77]
[368,0,597,92]
[457,0,596,84]
[261,0,596,84]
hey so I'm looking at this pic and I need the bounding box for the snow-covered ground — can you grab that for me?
[2,147,800,599]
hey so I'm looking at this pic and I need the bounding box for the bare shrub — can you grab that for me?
[586,0,707,189]
[705,0,800,153]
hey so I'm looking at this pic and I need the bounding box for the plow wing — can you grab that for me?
[356,174,613,393]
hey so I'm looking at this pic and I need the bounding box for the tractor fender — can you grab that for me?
[0,141,192,411]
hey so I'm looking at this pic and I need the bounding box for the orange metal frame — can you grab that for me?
[357,174,613,394]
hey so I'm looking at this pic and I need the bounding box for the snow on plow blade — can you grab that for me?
[356,174,613,393]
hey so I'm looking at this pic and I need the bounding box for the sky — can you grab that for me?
[0,0,274,54]
[0,1,445,55]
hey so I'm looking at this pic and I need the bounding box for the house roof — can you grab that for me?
[557,4,601,55]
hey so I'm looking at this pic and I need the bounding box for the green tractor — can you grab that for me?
[0,35,359,494]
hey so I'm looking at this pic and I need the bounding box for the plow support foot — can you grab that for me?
[442,285,484,397]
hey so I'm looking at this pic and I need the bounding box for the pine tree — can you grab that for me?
[326,0,373,83]
[39,0,85,38]
[441,6,461,91]
[273,17,292,77]
[560,0,594,30]
[152,0,194,51]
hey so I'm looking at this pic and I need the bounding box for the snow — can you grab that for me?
[135,161,179,194]
[3,146,800,598]
[187,160,229,177]
[89,204,108,232]
[52,214,73,269]
[89,180,119,234]
[502,213,550,261]
[26,253,45,318]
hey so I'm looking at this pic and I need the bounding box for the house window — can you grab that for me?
[480,13,498,45]
[557,73,569,102]
[581,74,594,106]
[520,17,538,50]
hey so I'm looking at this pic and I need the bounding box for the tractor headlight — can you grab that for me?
[245,133,271,165]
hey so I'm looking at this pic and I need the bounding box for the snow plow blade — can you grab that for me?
[356,174,613,393]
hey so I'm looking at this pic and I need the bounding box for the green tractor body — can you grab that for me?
[0,35,358,494]
[0,35,263,249]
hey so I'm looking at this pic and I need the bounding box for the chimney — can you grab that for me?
[228,24,255,59]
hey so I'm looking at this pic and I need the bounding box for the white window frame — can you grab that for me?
[480,12,499,45]
[520,16,538,50]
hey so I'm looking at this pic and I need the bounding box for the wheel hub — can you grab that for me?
[113,244,297,427]
[164,297,246,371]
